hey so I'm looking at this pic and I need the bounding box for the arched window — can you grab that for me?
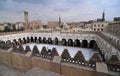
[98,24,100,27]
[94,29,96,31]
[74,39,80,47]
[102,24,104,27]
[94,24,96,27]
[61,38,66,46]
[81,40,88,48]
[68,39,73,46]
[89,40,97,49]
[101,28,103,31]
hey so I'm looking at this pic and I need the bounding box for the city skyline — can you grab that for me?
[0,0,120,23]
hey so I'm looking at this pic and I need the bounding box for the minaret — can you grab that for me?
[102,10,105,21]
[59,16,61,27]
[24,11,29,29]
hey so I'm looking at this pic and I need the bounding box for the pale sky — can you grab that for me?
[0,0,120,23]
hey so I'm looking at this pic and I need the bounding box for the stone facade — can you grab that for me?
[0,31,119,61]
[0,48,109,76]
[0,31,120,76]
[48,21,61,29]
[92,21,108,32]
[29,20,42,29]
[106,21,120,38]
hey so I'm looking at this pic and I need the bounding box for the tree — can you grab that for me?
[4,26,10,32]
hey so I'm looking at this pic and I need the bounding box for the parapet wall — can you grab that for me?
[0,48,108,76]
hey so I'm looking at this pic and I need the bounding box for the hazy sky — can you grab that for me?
[0,0,120,23]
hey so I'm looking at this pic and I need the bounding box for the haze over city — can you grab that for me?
[0,0,120,23]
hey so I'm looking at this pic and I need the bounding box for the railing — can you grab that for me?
[61,58,96,68]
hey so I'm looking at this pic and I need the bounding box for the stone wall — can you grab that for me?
[0,48,12,66]
[0,48,109,76]
[11,52,32,70]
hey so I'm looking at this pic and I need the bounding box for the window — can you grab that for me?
[97,29,100,31]
[101,29,103,31]
[102,24,103,27]
[94,29,96,31]
[94,25,96,27]
[98,24,100,27]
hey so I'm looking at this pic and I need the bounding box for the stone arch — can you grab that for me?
[13,39,17,45]
[27,37,30,43]
[23,37,27,44]
[74,39,80,47]
[89,40,98,49]
[109,47,112,52]
[117,40,119,44]
[31,36,34,42]
[42,37,47,43]
[18,38,22,43]
[39,37,42,43]
[116,52,119,59]
[68,39,73,46]
[34,37,37,43]
[81,39,88,48]
[54,37,59,45]
[12,43,17,51]
[105,54,109,61]
[114,39,116,43]
[61,38,67,46]
[6,40,12,49]
[23,37,26,44]
[48,37,52,44]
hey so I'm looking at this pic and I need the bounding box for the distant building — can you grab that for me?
[85,23,93,30]
[92,21,108,31]
[67,22,81,28]
[106,21,120,38]
[48,16,63,29]
[29,20,42,29]
[15,22,24,30]
[113,17,120,21]
[48,21,60,29]
[97,10,105,22]
[0,23,4,31]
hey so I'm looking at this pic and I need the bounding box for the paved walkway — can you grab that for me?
[0,63,61,76]
[0,63,25,76]
[24,68,61,76]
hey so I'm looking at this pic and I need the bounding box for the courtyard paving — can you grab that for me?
[0,63,25,76]
[0,63,61,76]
